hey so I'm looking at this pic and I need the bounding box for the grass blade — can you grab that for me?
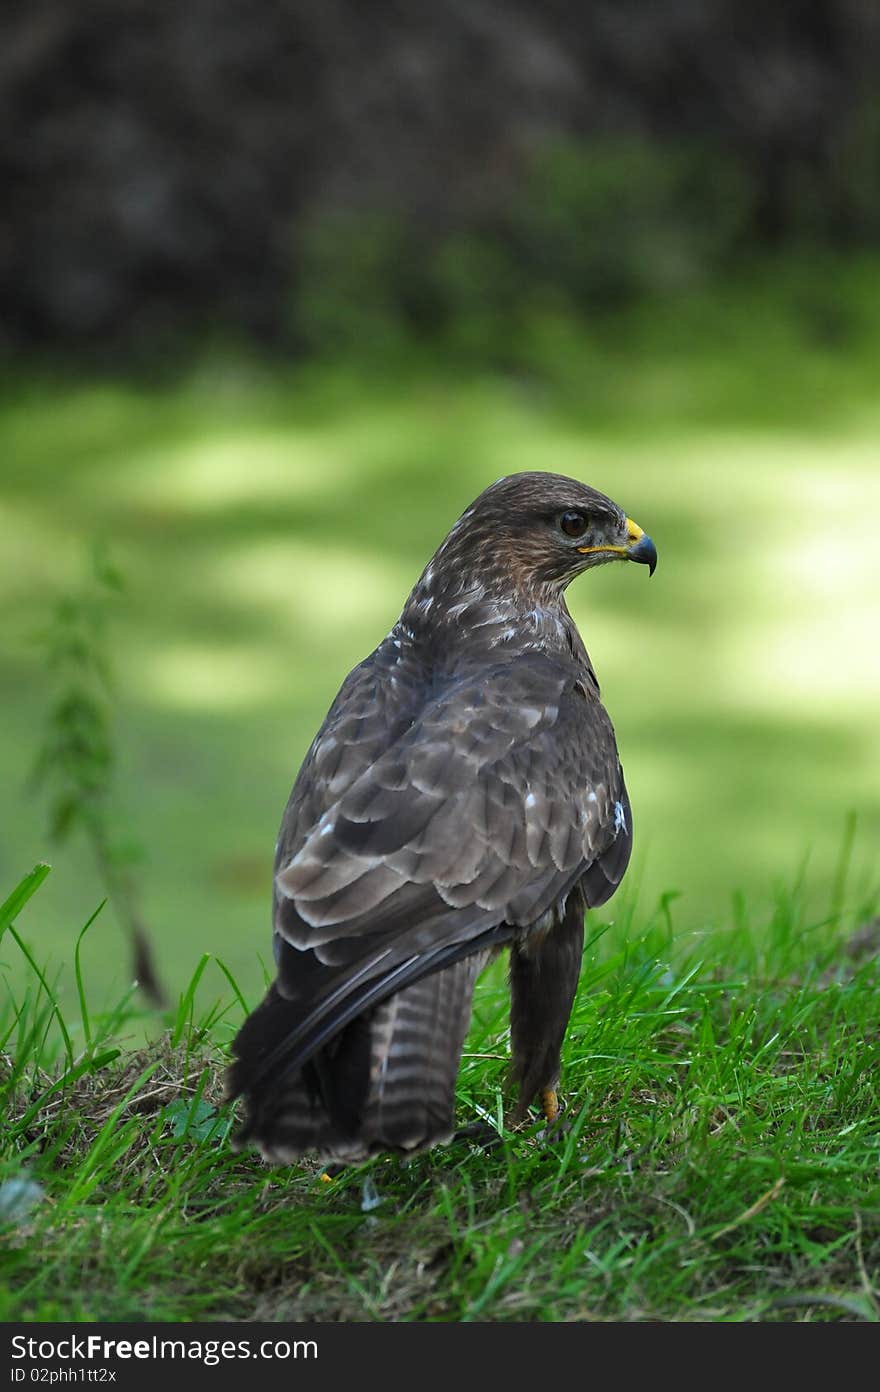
[0,864,51,941]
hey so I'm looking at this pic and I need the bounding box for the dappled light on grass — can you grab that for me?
[202,539,408,648]
[110,431,362,515]
[129,540,407,711]
[137,642,298,713]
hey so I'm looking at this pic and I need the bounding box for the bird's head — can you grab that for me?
[434,472,657,601]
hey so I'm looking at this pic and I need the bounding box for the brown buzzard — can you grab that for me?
[229,472,656,1163]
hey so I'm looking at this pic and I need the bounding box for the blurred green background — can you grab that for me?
[2,2,879,1009]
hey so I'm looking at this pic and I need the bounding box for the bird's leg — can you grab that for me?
[540,1088,560,1124]
[508,899,584,1128]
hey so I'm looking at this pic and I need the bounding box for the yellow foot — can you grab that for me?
[540,1088,560,1123]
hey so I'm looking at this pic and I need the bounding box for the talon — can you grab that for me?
[541,1088,559,1123]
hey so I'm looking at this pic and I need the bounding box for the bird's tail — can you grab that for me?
[228,954,488,1163]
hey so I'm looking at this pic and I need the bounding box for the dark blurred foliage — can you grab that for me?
[2,0,880,357]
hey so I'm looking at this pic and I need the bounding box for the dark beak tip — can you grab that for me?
[629,534,658,576]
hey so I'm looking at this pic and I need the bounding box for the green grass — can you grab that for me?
[2,865,878,1322]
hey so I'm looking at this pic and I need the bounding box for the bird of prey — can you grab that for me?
[229,471,656,1164]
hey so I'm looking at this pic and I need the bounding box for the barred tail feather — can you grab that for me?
[228,955,488,1163]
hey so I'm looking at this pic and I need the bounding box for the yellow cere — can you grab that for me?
[577,518,645,557]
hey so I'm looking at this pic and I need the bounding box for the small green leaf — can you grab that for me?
[162,1098,232,1143]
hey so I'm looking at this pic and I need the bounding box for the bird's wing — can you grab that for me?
[273,642,428,867]
[279,650,628,932]
[285,650,622,961]
[230,650,631,1100]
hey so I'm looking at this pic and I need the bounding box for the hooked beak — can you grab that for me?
[625,519,657,576]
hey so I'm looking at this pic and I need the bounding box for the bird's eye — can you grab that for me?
[560,510,588,538]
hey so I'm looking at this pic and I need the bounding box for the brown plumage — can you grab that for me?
[228,471,657,1163]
